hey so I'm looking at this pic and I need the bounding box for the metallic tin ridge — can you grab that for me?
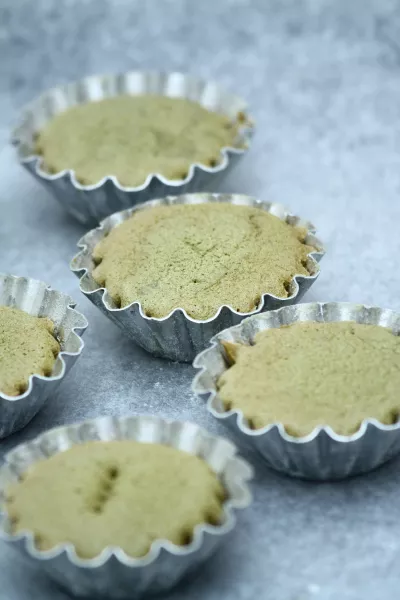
[0,415,253,598]
[192,302,400,480]
[13,71,254,224]
[70,193,325,363]
[0,273,87,437]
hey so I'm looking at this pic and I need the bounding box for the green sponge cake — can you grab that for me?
[0,306,60,396]
[218,321,400,436]
[92,203,315,319]
[35,95,241,186]
[6,440,225,559]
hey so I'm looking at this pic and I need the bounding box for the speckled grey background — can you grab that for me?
[1,0,400,598]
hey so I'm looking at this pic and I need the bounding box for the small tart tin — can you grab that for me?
[12,71,254,225]
[0,415,253,599]
[70,192,325,363]
[0,273,87,438]
[192,302,400,481]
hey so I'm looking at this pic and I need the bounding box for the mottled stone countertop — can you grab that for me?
[1,0,400,598]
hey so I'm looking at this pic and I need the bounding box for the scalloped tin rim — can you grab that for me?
[0,276,87,403]
[13,70,254,192]
[21,146,244,192]
[71,193,325,325]
[192,301,400,444]
[1,515,238,569]
[0,416,253,569]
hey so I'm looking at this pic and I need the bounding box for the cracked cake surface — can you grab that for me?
[92,203,315,320]
[6,440,225,559]
[35,95,241,187]
[0,306,60,397]
[218,321,400,437]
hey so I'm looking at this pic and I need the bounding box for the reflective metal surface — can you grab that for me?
[13,71,254,225]
[0,274,87,438]
[0,415,252,598]
[71,193,325,362]
[193,302,400,480]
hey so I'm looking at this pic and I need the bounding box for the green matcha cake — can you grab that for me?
[218,321,400,436]
[35,95,242,187]
[92,203,315,319]
[0,306,60,396]
[6,440,225,559]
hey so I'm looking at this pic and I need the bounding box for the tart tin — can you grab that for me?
[0,273,87,438]
[192,302,400,481]
[0,415,253,599]
[70,192,325,363]
[12,71,254,225]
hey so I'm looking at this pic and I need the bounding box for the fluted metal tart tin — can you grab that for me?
[12,71,254,225]
[0,415,253,599]
[70,192,325,363]
[192,302,400,481]
[0,274,87,438]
